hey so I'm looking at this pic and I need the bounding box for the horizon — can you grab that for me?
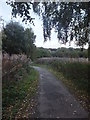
[36,46,88,50]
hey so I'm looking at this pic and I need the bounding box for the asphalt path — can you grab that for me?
[33,66,88,118]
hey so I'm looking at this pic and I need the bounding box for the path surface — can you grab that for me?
[33,66,88,118]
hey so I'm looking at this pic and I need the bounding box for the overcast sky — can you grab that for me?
[0,1,88,49]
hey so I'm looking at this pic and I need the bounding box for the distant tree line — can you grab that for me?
[1,21,88,61]
[36,47,88,58]
[2,21,36,60]
[36,47,51,58]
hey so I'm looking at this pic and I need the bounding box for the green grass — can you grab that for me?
[34,61,89,112]
[51,61,88,92]
[2,63,39,119]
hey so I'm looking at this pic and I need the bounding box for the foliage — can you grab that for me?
[2,22,25,55]
[36,47,51,58]
[50,61,88,88]
[6,1,34,24]
[36,47,88,58]
[24,28,36,60]
[2,63,39,119]
[6,1,89,48]
[2,21,36,60]
[51,47,88,58]
[38,2,89,47]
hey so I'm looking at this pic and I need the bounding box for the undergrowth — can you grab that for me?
[2,62,39,119]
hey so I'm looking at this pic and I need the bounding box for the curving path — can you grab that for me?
[33,66,88,118]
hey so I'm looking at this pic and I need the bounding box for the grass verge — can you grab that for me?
[2,62,39,119]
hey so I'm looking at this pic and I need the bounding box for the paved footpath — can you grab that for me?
[33,66,88,118]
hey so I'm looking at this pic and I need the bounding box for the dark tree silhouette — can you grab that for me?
[6,1,89,48]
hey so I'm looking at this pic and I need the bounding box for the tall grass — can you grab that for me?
[50,61,88,92]
[36,59,88,91]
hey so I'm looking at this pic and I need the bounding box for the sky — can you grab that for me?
[0,1,88,49]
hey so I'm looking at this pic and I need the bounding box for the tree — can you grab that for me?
[50,47,88,58]
[2,21,25,56]
[36,47,51,58]
[6,1,89,48]
[24,28,36,59]
[2,21,36,60]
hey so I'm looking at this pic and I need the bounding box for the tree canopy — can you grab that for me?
[6,1,89,48]
[24,28,36,59]
[2,22,25,55]
[2,21,36,59]
[36,47,51,58]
